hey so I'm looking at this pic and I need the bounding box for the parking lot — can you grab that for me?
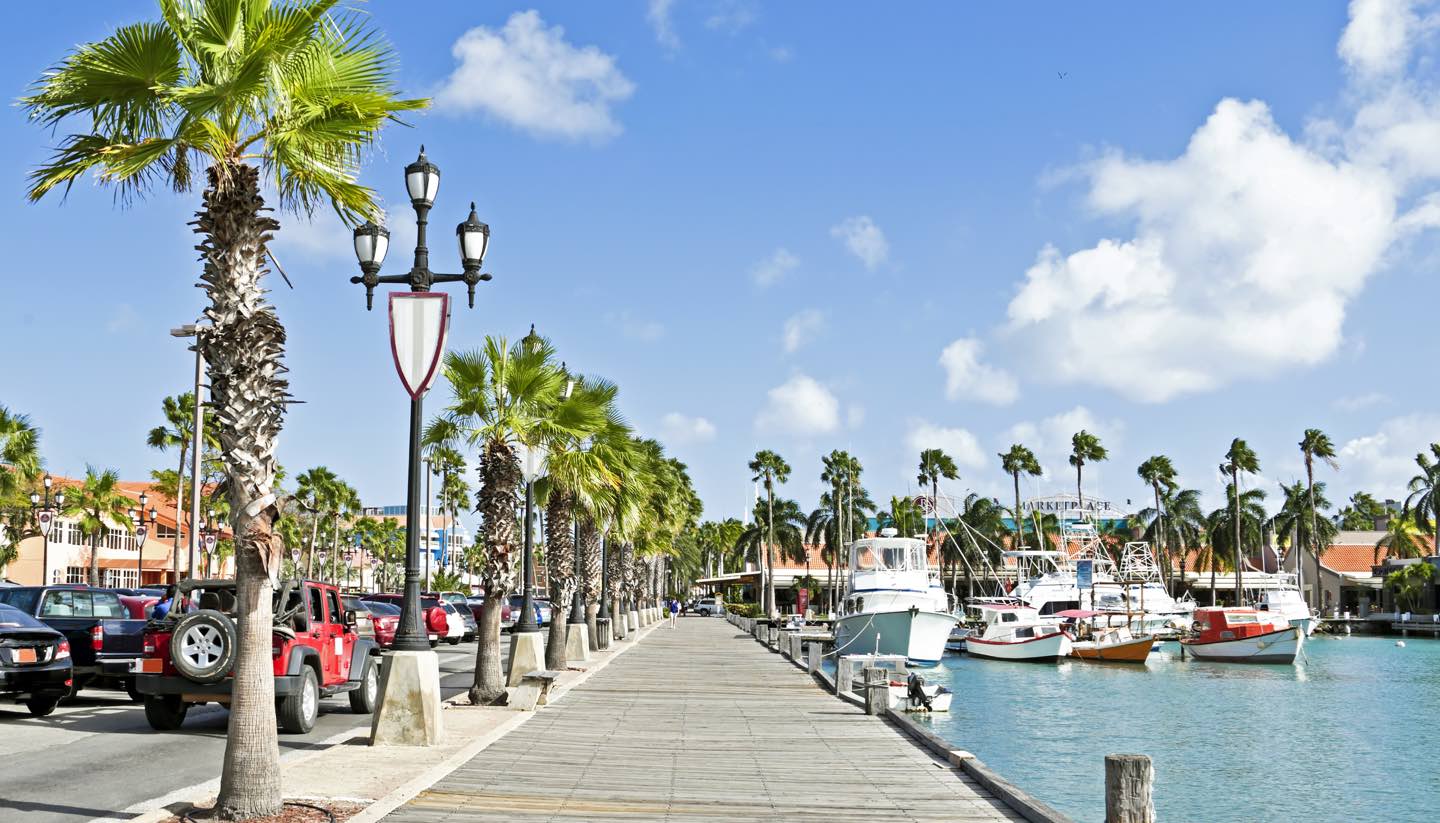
[0,641,496,823]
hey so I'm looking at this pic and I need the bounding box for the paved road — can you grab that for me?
[0,639,502,823]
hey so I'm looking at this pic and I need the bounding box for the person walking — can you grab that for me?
[668,598,679,627]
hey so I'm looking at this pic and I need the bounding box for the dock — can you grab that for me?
[385,616,1023,822]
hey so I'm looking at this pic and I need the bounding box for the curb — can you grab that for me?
[120,620,664,823]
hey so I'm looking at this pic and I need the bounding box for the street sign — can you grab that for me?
[1076,559,1093,591]
[36,509,54,537]
[291,548,300,562]
[388,292,450,399]
[203,533,217,552]
[796,588,810,615]
[135,525,149,546]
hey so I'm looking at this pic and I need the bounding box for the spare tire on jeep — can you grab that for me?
[170,609,237,684]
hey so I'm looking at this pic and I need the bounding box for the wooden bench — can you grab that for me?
[511,669,562,711]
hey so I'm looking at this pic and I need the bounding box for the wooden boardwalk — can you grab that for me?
[386,616,1021,822]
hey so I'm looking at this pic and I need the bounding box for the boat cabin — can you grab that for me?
[1192,608,1280,641]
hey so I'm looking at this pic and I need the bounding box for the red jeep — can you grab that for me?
[133,578,381,734]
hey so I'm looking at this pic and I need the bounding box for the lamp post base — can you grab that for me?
[369,649,443,746]
[565,623,591,664]
[628,609,640,632]
[506,630,546,686]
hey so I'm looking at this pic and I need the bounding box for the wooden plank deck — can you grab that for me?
[386,616,1021,823]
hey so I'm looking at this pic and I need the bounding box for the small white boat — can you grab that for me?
[963,603,1072,662]
[834,530,957,665]
[1257,578,1319,636]
[888,674,953,712]
[1181,607,1303,664]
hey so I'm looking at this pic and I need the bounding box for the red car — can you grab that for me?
[133,578,381,734]
[359,594,449,647]
[362,600,401,648]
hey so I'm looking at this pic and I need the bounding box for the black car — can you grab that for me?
[0,604,72,716]
[0,586,146,698]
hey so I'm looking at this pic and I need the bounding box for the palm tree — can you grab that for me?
[292,467,337,579]
[748,450,791,618]
[1299,429,1338,609]
[432,333,578,704]
[0,407,43,573]
[1220,438,1261,602]
[1271,480,1336,588]
[24,4,423,813]
[1208,483,1266,605]
[953,493,1007,597]
[999,444,1042,547]
[1136,455,1178,593]
[876,496,925,536]
[1375,514,1426,563]
[735,497,807,580]
[1069,431,1108,513]
[1135,487,1205,595]
[63,467,134,586]
[1404,444,1440,560]
[917,447,958,537]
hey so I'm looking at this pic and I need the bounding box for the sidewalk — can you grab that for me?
[383,617,1020,823]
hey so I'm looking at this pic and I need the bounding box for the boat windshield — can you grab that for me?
[852,542,921,572]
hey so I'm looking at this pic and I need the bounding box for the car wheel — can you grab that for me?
[25,695,61,718]
[143,695,189,731]
[169,609,237,684]
[125,679,144,703]
[429,639,438,648]
[278,666,319,734]
[348,657,379,715]
[446,637,460,646]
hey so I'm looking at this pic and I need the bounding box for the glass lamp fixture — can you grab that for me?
[457,203,489,269]
[353,221,390,268]
[404,146,440,207]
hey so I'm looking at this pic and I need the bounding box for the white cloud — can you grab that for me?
[904,420,986,470]
[106,303,138,334]
[1338,413,1440,499]
[939,337,1019,405]
[1005,2,1440,404]
[647,0,680,51]
[1004,405,1124,483]
[830,216,889,270]
[1334,391,1390,411]
[782,309,824,353]
[705,1,758,33]
[751,248,799,287]
[436,11,635,141]
[606,311,664,342]
[754,374,840,436]
[658,412,716,444]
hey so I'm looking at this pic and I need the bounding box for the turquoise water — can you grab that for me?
[906,636,1440,823]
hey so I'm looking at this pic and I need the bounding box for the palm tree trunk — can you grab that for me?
[765,482,776,618]
[1305,459,1318,611]
[1233,467,1243,605]
[195,162,287,819]
[1012,472,1023,547]
[544,491,572,671]
[472,438,519,705]
[89,526,101,587]
[1154,482,1170,596]
[1076,463,1084,513]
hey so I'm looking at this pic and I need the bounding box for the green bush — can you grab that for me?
[727,602,762,619]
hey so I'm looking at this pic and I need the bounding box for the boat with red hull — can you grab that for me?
[1181,607,1301,664]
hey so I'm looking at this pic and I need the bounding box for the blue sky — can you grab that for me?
[5,1,1440,527]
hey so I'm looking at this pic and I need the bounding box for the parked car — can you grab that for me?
[0,585,145,700]
[506,595,552,628]
[360,594,449,646]
[0,604,72,717]
[465,596,514,631]
[117,594,160,620]
[362,601,400,648]
[133,578,381,733]
[692,597,725,617]
[341,595,376,642]
[433,591,478,641]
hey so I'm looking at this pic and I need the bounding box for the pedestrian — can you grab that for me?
[669,598,679,627]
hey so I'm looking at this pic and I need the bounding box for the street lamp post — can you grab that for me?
[130,492,154,585]
[29,474,65,585]
[348,146,491,654]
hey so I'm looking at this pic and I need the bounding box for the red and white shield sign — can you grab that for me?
[37,509,55,537]
[204,533,218,552]
[389,292,450,399]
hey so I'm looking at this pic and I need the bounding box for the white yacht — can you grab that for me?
[1115,541,1196,638]
[833,529,957,665]
[963,603,1072,662]
[1257,575,1319,636]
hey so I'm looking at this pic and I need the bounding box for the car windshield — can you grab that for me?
[0,604,45,630]
[0,588,41,614]
[366,602,400,615]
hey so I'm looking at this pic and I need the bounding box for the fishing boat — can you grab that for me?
[1180,607,1303,664]
[1256,576,1319,636]
[1058,609,1155,663]
[963,603,1072,662]
[833,529,957,665]
[888,672,953,712]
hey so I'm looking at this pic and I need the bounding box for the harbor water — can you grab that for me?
[911,636,1440,822]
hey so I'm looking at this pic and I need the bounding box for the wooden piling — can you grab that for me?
[862,666,888,715]
[1104,753,1154,823]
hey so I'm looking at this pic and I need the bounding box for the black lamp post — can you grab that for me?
[30,474,65,586]
[513,435,547,635]
[599,534,610,624]
[130,492,154,585]
[349,146,492,652]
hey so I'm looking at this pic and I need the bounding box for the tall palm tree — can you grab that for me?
[999,444,1042,547]
[953,493,1007,597]
[748,450,790,618]
[917,448,958,538]
[1299,429,1338,609]
[735,497,807,578]
[1271,481,1336,586]
[1375,514,1426,563]
[63,467,134,586]
[1404,444,1440,560]
[292,467,337,579]
[876,496,925,536]
[1207,483,1266,605]
[1136,455,1178,593]
[1069,431,1108,514]
[1220,438,1261,602]
[431,333,580,704]
[0,407,43,572]
[24,4,422,813]
[1135,487,1205,594]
